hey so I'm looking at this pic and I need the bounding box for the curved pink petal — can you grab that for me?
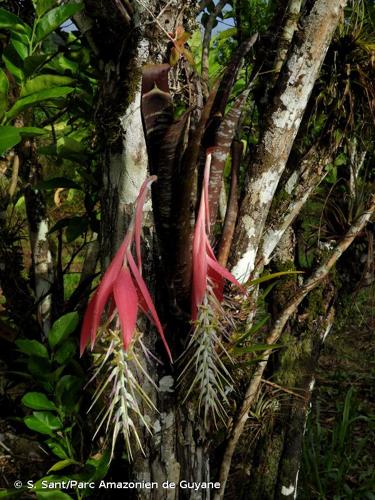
[90,235,130,349]
[113,267,138,351]
[192,210,208,319]
[127,250,173,363]
[80,290,98,356]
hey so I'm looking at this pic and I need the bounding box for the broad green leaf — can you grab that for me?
[16,338,49,358]
[54,338,76,364]
[48,311,79,348]
[56,375,82,412]
[0,8,31,36]
[36,490,73,500]
[2,45,24,84]
[0,126,48,155]
[21,74,75,97]
[46,438,69,459]
[45,54,79,74]
[65,217,89,242]
[10,32,29,60]
[49,216,89,242]
[85,450,111,481]
[33,0,57,17]
[0,126,21,155]
[22,392,57,411]
[24,54,49,76]
[5,86,74,120]
[18,126,48,137]
[35,2,84,43]
[0,68,9,117]
[24,411,62,435]
[27,357,53,381]
[48,458,79,473]
[36,177,82,191]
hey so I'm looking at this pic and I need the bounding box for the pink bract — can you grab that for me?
[80,176,172,362]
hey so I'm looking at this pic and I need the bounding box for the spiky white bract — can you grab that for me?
[89,329,157,461]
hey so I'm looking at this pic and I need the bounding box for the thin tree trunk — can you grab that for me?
[230,0,347,283]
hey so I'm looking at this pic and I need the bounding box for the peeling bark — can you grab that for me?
[231,0,347,283]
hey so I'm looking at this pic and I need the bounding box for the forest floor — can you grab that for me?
[300,286,375,499]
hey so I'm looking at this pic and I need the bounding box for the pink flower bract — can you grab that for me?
[192,151,244,320]
[80,176,172,362]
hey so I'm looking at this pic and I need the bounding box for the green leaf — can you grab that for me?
[24,411,62,435]
[33,0,58,17]
[45,54,79,75]
[21,74,75,97]
[233,315,270,346]
[5,86,74,120]
[27,357,52,380]
[22,392,56,411]
[24,54,49,76]
[36,490,73,500]
[46,438,69,460]
[65,217,89,243]
[19,126,49,137]
[248,270,303,287]
[36,177,82,191]
[0,68,9,117]
[0,8,31,36]
[54,339,76,365]
[10,32,29,60]
[233,343,286,355]
[48,458,79,473]
[35,2,84,43]
[48,311,79,348]
[0,126,48,154]
[0,126,22,155]
[49,216,89,242]
[56,375,82,412]
[2,44,24,84]
[85,450,111,481]
[16,339,49,358]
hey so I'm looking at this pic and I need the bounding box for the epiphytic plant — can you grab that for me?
[80,176,171,459]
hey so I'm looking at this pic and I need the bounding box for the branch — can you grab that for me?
[273,0,303,77]
[208,89,250,226]
[218,140,243,266]
[215,194,375,499]
[201,0,227,96]
[258,142,333,267]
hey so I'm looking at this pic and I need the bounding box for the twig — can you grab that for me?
[215,194,375,500]
[218,140,242,266]
[260,378,307,401]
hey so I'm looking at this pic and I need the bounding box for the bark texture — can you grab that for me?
[230,0,347,283]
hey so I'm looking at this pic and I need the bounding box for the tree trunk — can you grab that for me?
[230,0,347,282]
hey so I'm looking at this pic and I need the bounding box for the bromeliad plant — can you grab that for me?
[178,151,245,428]
[80,176,172,459]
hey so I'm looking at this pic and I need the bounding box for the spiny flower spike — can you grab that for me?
[80,176,172,363]
[192,149,244,320]
[179,149,246,429]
